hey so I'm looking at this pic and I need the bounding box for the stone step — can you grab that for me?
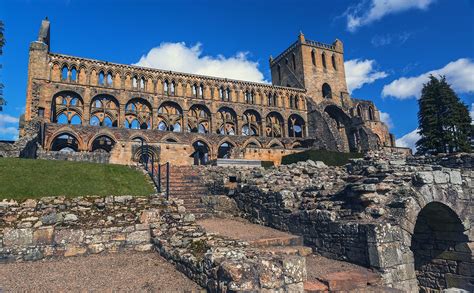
[260,245,313,257]
[318,270,381,292]
[304,280,328,293]
[249,235,303,247]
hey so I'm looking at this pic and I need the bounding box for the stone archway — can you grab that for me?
[410,202,473,292]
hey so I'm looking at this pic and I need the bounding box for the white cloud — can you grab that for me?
[344,59,388,93]
[382,58,474,99]
[379,111,394,129]
[346,0,435,32]
[396,128,421,152]
[134,42,266,83]
[0,113,19,139]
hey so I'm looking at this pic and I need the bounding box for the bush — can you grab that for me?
[281,149,363,166]
[261,161,275,169]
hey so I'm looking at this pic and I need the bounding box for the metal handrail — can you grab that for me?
[139,140,170,199]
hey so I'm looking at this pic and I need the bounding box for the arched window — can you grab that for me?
[226,88,231,101]
[157,102,183,132]
[52,91,84,125]
[332,54,337,70]
[70,115,81,125]
[219,87,224,101]
[192,141,209,165]
[368,106,375,120]
[91,135,115,153]
[192,84,198,97]
[199,84,204,98]
[356,105,363,118]
[218,142,234,159]
[125,98,152,130]
[242,110,261,136]
[132,76,138,88]
[288,114,305,138]
[311,50,316,66]
[107,73,113,86]
[163,80,169,95]
[289,96,294,108]
[51,133,79,152]
[99,71,105,85]
[170,81,176,95]
[265,112,284,137]
[89,94,119,127]
[267,93,273,106]
[322,83,332,99]
[70,67,77,82]
[321,53,327,69]
[217,107,237,135]
[245,91,254,104]
[61,66,68,81]
[188,104,211,134]
[140,77,145,90]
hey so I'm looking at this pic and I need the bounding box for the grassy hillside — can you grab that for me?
[281,149,363,166]
[0,158,155,200]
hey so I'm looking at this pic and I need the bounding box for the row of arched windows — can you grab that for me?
[51,92,306,138]
[54,63,305,108]
[311,50,337,71]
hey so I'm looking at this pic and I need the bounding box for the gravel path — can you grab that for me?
[197,217,295,241]
[0,252,203,292]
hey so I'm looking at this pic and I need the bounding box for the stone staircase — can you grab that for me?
[197,217,400,293]
[166,165,208,217]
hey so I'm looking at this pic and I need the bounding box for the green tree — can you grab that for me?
[0,20,5,111]
[416,75,472,154]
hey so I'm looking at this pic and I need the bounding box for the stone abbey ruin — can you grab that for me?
[18,19,395,165]
[0,19,472,293]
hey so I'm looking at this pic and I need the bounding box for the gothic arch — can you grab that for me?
[288,113,305,138]
[87,131,118,151]
[125,97,153,129]
[265,111,284,138]
[188,104,212,134]
[51,91,84,125]
[216,107,237,135]
[242,109,261,136]
[48,130,84,152]
[157,101,183,132]
[243,138,262,149]
[89,134,116,153]
[161,133,181,144]
[90,94,120,127]
[266,138,285,149]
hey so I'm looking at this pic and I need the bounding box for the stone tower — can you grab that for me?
[269,32,349,107]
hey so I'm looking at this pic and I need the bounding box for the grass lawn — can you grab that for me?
[0,158,155,200]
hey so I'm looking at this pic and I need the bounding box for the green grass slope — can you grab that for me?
[0,158,155,200]
[281,149,363,166]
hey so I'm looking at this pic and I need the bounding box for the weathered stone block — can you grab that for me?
[64,244,87,257]
[33,227,54,245]
[54,229,84,244]
[126,230,150,244]
[3,228,33,247]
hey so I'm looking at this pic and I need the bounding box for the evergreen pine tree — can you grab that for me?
[416,75,472,154]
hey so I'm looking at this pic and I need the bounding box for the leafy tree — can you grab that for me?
[0,20,5,111]
[416,75,472,154]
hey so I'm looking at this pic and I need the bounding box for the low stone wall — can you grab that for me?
[1,194,307,292]
[37,150,110,163]
[198,152,474,292]
[154,200,306,292]
[0,195,159,262]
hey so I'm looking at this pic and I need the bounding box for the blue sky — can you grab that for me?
[1,0,473,149]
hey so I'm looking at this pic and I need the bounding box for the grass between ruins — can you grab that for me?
[0,158,155,200]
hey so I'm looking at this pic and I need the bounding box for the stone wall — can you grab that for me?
[198,152,474,292]
[0,195,159,262]
[154,199,306,292]
[37,149,110,163]
[1,194,307,292]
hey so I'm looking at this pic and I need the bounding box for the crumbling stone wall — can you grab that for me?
[1,194,307,292]
[37,149,110,163]
[0,195,160,262]
[199,153,474,292]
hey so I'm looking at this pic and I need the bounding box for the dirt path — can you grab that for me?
[0,251,203,292]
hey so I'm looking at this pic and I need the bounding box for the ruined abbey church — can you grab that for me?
[22,19,395,165]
